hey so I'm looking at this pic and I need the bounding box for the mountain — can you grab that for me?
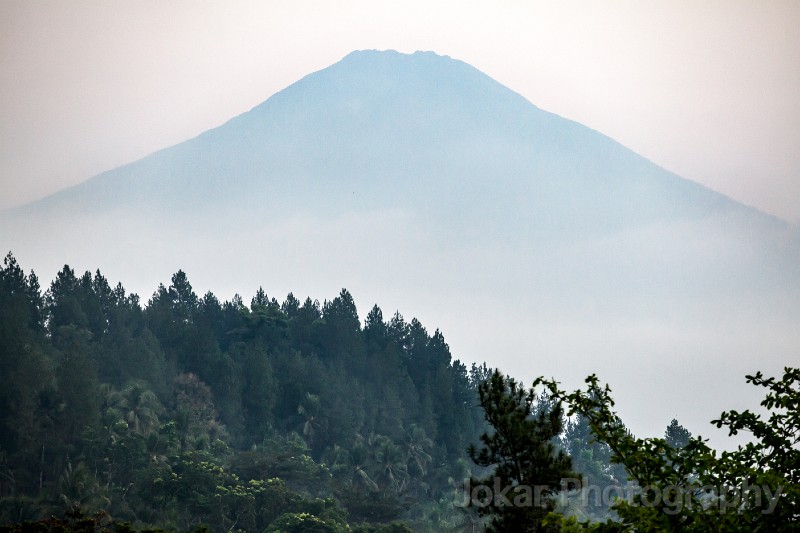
[2,50,798,446]
[6,49,789,241]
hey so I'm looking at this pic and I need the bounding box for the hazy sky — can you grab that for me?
[1,1,799,222]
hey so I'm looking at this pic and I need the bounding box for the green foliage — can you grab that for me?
[55,326,101,445]
[664,419,691,449]
[7,252,797,531]
[0,254,487,532]
[0,254,53,495]
[559,412,626,521]
[265,511,347,533]
[351,522,413,533]
[468,370,574,532]
[536,368,800,531]
[0,505,211,532]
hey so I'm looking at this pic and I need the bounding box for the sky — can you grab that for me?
[1,1,799,223]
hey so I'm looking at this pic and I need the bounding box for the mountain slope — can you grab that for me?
[8,50,783,236]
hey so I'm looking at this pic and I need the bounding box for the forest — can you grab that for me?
[0,252,796,532]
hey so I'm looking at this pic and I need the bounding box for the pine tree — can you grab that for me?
[468,370,573,532]
[664,418,692,449]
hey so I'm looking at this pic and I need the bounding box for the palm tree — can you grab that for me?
[328,444,379,492]
[373,436,409,494]
[58,461,101,508]
[350,444,380,492]
[98,383,126,442]
[121,381,162,436]
[404,424,433,476]
[296,393,323,447]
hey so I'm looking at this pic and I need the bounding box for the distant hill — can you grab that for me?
[2,50,798,446]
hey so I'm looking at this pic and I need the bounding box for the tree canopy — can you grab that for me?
[0,254,487,531]
[1,252,796,531]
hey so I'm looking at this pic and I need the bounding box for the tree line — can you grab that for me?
[0,252,495,531]
[3,252,794,532]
